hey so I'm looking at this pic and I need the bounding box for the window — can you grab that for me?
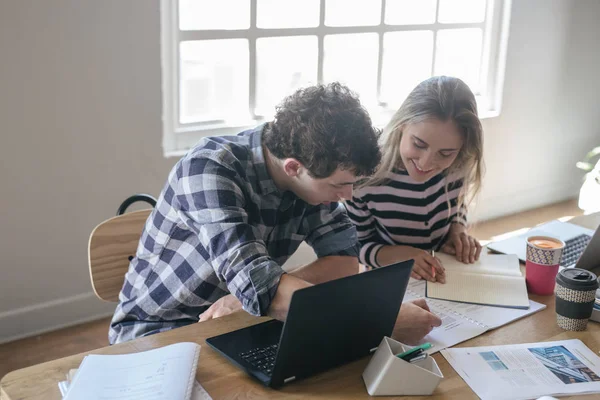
[161,0,511,155]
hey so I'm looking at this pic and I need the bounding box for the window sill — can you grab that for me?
[163,108,501,158]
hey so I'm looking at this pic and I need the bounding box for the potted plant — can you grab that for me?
[576,146,600,214]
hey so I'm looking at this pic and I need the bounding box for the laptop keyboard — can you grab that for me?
[239,344,278,376]
[560,234,592,267]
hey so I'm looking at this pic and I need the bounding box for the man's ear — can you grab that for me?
[282,158,303,177]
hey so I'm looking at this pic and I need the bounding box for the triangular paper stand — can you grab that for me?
[362,337,443,396]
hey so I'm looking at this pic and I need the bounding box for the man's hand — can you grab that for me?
[198,294,242,322]
[392,299,442,345]
[441,223,482,264]
[198,274,312,323]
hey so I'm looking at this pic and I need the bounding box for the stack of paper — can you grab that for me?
[57,342,212,400]
[426,252,529,309]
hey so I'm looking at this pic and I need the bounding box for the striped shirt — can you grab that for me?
[109,124,358,344]
[344,168,467,268]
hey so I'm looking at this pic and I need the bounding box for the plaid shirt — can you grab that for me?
[109,124,358,344]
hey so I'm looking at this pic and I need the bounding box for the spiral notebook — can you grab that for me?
[61,342,210,400]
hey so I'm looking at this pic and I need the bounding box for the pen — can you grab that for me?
[408,353,428,363]
[404,348,424,361]
[430,250,436,279]
[395,342,433,360]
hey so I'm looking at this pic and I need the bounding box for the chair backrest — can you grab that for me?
[88,209,152,302]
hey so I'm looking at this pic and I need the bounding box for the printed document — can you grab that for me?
[442,339,600,400]
[403,279,545,353]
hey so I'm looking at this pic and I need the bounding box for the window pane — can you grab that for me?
[179,40,249,124]
[434,28,483,93]
[438,0,487,23]
[256,36,318,117]
[257,0,319,28]
[385,0,436,25]
[381,31,433,108]
[179,0,250,30]
[325,0,381,27]
[324,34,379,105]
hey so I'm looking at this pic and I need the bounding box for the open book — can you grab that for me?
[62,342,209,400]
[426,252,529,309]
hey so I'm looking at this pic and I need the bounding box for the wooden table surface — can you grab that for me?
[2,301,600,400]
[2,213,599,400]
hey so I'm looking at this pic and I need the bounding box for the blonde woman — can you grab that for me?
[345,76,484,284]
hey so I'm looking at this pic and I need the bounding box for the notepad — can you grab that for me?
[62,342,203,400]
[426,252,529,309]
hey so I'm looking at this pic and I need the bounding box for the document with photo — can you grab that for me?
[441,339,600,400]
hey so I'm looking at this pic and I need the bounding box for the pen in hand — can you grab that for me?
[430,250,436,280]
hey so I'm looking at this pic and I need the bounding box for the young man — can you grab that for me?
[109,83,441,345]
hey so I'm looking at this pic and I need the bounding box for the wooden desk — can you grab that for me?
[2,215,600,400]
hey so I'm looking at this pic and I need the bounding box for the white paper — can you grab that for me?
[403,279,546,353]
[63,342,200,400]
[191,380,213,400]
[61,375,212,400]
[441,339,600,400]
[437,252,523,277]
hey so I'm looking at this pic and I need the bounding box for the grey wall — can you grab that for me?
[0,0,598,343]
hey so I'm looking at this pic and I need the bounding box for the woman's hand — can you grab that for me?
[406,248,445,283]
[441,223,482,263]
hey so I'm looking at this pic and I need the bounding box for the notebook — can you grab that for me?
[60,371,211,400]
[61,342,206,400]
[426,252,529,309]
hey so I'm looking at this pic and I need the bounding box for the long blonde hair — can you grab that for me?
[363,76,484,210]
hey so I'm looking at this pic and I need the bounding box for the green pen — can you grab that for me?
[395,342,433,360]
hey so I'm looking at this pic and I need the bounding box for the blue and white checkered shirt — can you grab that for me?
[109,124,358,344]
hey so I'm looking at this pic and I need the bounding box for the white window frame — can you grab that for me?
[161,0,512,156]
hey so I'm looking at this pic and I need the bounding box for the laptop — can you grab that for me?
[206,260,413,388]
[488,220,600,270]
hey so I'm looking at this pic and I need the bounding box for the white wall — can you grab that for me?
[475,0,600,220]
[0,0,598,343]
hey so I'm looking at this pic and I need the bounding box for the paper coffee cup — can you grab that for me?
[525,236,565,295]
[555,268,599,331]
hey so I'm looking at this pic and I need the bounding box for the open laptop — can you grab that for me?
[206,260,413,388]
[488,220,600,270]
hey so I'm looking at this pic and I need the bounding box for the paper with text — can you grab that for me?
[403,279,545,353]
[60,369,212,400]
[63,342,200,400]
[442,339,600,400]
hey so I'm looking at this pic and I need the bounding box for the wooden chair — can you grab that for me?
[88,194,156,302]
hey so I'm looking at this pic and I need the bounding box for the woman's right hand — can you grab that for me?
[407,248,445,283]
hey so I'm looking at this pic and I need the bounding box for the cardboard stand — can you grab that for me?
[362,337,443,396]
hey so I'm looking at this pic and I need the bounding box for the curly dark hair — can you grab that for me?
[263,82,381,179]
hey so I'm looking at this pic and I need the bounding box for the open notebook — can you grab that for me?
[426,252,529,309]
[61,342,211,400]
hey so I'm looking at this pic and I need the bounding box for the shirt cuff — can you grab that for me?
[451,218,467,227]
[360,242,384,268]
[311,226,359,258]
[239,260,285,316]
